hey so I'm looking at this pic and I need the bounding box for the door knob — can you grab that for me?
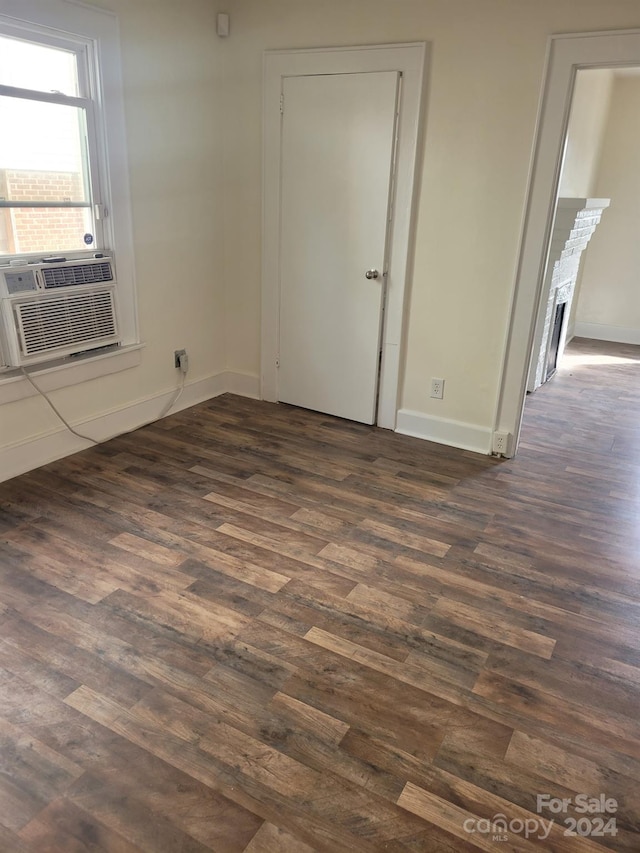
[365,269,380,280]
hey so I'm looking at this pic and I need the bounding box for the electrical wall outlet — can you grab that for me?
[492,431,511,456]
[174,348,187,369]
[430,377,445,399]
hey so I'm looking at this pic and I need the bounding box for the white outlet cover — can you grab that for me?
[217,13,230,37]
[430,378,445,399]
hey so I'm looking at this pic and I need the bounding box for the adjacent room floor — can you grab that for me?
[0,337,638,851]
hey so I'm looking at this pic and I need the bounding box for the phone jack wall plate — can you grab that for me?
[492,431,511,457]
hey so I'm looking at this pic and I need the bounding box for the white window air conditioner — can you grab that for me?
[0,257,120,368]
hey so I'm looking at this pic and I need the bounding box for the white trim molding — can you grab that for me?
[5,373,499,483]
[573,323,640,345]
[494,28,640,457]
[0,370,259,483]
[262,42,427,430]
[396,409,492,455]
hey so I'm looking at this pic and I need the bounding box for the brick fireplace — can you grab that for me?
[528,197,610,392]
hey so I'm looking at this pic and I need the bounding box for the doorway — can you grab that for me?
[495,29,640,456]
[262,43,426,429]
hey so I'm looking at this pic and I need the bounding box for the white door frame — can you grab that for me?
[494,29,640,456]
[262,43,426,429]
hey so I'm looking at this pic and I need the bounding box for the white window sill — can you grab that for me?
[0,342,144,405]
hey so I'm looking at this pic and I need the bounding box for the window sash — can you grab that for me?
[0,19,91,98]
[0,83,89,109]
[0,25,104,255]
[0,201,91,208]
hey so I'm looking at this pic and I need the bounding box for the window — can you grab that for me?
[0,27,104,257]
[0,0,138,385]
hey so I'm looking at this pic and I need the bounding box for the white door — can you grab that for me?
[278,71,400,424]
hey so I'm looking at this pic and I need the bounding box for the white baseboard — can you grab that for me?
[0,370,260,483]
[395,408,492,455]
[3,376,492,482]
[574,322,640,345]
[225,370,261,399]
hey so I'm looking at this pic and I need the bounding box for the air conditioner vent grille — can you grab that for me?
[42,261,113,289]
[16,289,118,356]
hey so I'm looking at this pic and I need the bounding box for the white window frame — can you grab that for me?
[0,0,139,392]
[0,21,107,257]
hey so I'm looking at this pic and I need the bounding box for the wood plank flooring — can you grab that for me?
[0,336,639,851]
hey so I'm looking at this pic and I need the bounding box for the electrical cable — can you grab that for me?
[156,367,187,420]
[20,366,98,445]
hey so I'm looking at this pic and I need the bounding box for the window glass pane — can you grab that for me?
[0,35,79,96]
[0,97,89,203]
[0,206,94,256]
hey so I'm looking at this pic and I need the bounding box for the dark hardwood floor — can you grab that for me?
[0,337,639,851]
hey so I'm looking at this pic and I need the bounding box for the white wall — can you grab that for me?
[5,0,640,473]
[560,68,614,340]
[575,74,640,343]
[559,69,613,198]
[221,0,640,447]
[0,0,228,462]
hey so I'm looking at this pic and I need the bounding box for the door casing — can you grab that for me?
[262,43,427,429]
